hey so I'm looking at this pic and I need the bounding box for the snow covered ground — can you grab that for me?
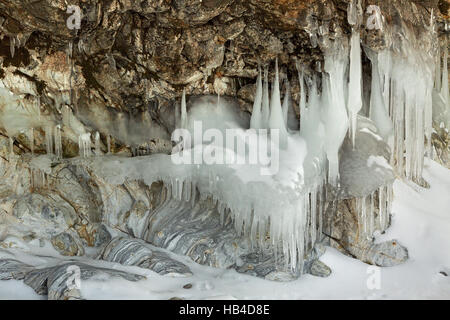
[0,158,449,300]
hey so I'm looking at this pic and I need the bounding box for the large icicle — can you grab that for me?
[297,67,307,132]
[78,133,91,158]
[250,67,263,129]
[368,52,393,140]
[45,126,53,155]
[282,79,290,129]
[181,89,187,129]
[54,125,62,159]
[268,59,288,148]
[323,42,349,186]
[347,29,363,147]
[261,67,270,128]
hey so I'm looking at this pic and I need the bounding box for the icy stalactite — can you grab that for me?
[282,79,290,129]
[440,44,448,108]
[323,42,349,186]
[28,128,34,155]
[347,30,363,148]
[347,0,362,27]
[261,67,270,129]
[432,39,449,133]
[268,59,288,148]
[368,52,393,140]
[78,133,91,158]
[54,125,62,160]
[9,36,15,58]
[94,132,101,155]
[107,135,111,154]
[356,183,393,240]
[368,31,435,182]
[181,89,187,129]
[250,67,263,130]
[297,67,307,132]
[45,126,53,155]
[8,136,14,155]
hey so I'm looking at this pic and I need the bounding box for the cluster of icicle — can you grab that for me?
[356,185,393,240]
[150,174,325,273]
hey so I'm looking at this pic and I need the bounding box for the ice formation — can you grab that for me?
[250,67,263,130]
[347,30,363,147]
[0,10,443,276]
[261,68,270,128]
[322,40,350,186]
[268,60,288,148]
[78,133,91,158]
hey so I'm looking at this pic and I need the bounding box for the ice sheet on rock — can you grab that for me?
[336,115,395,200]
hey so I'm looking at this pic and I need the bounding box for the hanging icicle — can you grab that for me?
[78,133,91,158]
[250,66,263,130]
[54,125,62,159]
[268,59,288,148]
[45,126,53,155]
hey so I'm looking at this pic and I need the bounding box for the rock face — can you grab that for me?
[0,0,447,155]
[0,0,448,299]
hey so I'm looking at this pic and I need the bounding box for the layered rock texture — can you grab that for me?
[0,0,448,299]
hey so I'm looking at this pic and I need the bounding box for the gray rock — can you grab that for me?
[0,259,34,280]
[98,237,192,277]
[24,262,145,300]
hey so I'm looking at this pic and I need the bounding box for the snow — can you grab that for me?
[1,158,448,300]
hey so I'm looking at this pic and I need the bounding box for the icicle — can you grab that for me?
[297,67,307,132]
[441,44,449,109]
[9,36,15,58]
[268,59,288,148]
[369,53,393,140]
[181,89,187,129]
[36,97,41,120]
[250,66,263,129]
[28,128,34,155]
[54,125,62,160]
[282,79,290,129]
[45,126,53,155]
[261,67,270,128]
[94,132,101,155]
[323,44,349,186]
[8,137,14,155]
[347,29,363,148]
[310,189,317,246]
[78,133,91,158]
[378,186,386,231]
[107,135,111,154]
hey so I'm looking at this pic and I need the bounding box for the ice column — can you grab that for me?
[250,67,263,129]
[261,67,270,128]
[268,59,288,148]
[347,30,363,147]
[323,44,349,186]
[54,125,62,159]
[78,133,91,158]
